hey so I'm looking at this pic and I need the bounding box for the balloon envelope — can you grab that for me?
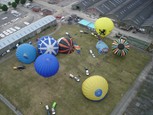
[96,40,109,54]
[34,54,59,78]
[16,43,37,64]
[95,17,114,38]
[38,36,59,55]
[58,37,75,54]
[82,75,108,101]
[112,38,130,56]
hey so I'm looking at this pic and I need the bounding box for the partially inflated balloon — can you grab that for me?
[95,17,114,38]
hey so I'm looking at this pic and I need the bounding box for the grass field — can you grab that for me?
[0,24,151,115]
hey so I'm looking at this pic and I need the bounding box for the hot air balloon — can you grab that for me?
[34,54,59,78]
[94,17,114,38]
[16,43,37,64]
[73,42,81,54]
[82,75,108,101]
[96,40,109,54]
[112,38,130,56]
[38,36,59,55]
[58,37,75,54]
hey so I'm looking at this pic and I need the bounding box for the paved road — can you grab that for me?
[0,94,23,115]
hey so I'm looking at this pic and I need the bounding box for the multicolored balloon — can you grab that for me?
[94,17,114,38]
[112,38,130,56]
[82,75,108,101]
[16,43,37,64]
[37,36,59,55]
[58,37,75,54]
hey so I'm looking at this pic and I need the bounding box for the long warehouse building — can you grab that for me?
[0,15,57,56]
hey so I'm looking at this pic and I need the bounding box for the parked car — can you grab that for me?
[0,33,5,38]
[6,29,13,34]
[14,26,21,30]
[9,27,17,32]
[13,65,26,70]
[45,105,51,115]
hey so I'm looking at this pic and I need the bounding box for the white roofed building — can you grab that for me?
[0,15,57,55]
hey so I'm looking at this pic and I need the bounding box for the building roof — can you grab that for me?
[78,19,95,29]
[142,14,153,28]
[110,0,145,20]
[123,0,153,26]
[0,15,56,51]
[87,23,95,29]
[96,0,125,15]
[78,19,91,26]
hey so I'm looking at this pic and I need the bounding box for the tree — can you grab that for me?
[15,0,20,4]
[12,2,17,9]
[8,2,12,6]
[1,5,8,12]
[0,4,2,9]
[20,0,27,5]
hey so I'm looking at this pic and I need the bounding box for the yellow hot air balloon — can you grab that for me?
[82,75,108,101]
[95,17,114,38]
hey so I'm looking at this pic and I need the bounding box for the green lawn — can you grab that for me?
[0,101,15,115]
[0,24,151,115]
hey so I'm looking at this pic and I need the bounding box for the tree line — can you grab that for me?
[0,0,33,12]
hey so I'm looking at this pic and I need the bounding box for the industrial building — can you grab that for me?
[72,0,153,35]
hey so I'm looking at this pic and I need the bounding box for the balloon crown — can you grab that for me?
[99,29,106,35]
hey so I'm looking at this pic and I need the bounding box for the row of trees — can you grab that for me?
[0,0,33,12]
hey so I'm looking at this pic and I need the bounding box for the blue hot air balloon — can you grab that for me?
[38,36,59,55]
[96,40,109,54]
[34,54,59,78]
[16,43,37,64]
